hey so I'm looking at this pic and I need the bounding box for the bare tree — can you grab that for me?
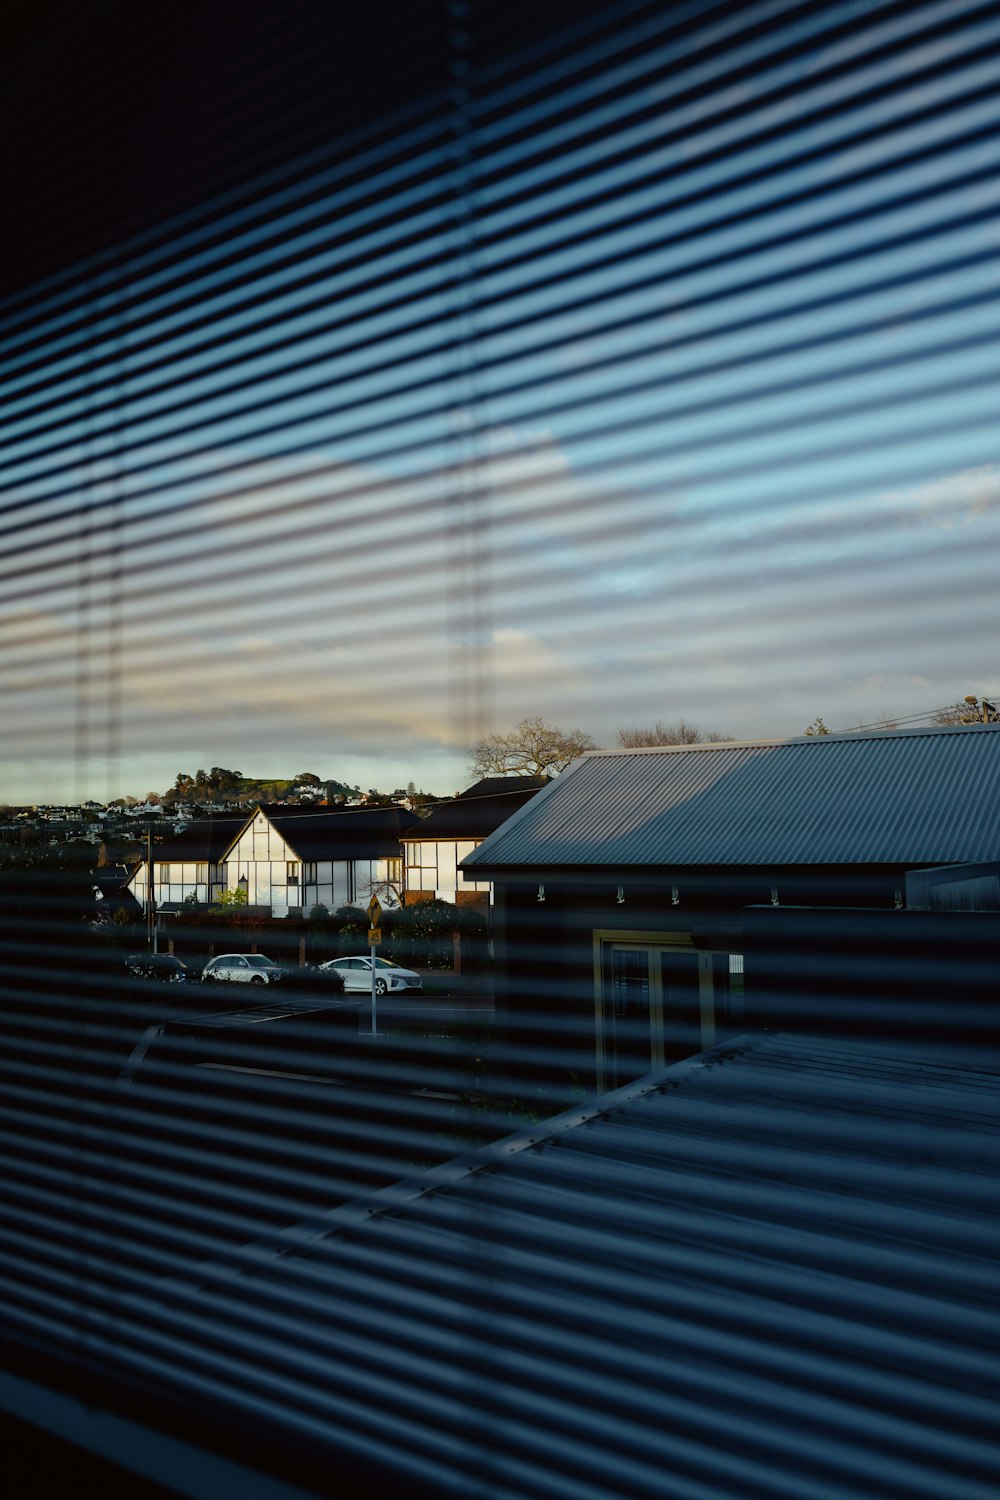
[616,720,733,748]
[470,717,597,778]
[932,696,997,725]
[361,873,407,909]
[931,704,970,725]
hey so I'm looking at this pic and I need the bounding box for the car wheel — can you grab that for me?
[250,974,266,985]
[375,978,387,996]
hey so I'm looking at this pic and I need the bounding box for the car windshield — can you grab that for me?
[373,958,398,969]
[244,956,276,968]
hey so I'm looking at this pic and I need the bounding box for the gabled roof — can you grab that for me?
[167,1034,1000,1497]
[92,866,135,896]
[145,818,247,863]
[261,805,419,860]
[254,803,336,817]
[463,723,1000,873]
[402,775,547,842]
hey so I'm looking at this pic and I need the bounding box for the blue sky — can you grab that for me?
[2,0,999,804]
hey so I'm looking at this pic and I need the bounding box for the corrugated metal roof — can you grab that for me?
[463,724,1000,871]
[145,1035,1000,1499]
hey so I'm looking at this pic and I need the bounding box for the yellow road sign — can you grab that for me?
[368,926,382,945]
[367,895,382,925]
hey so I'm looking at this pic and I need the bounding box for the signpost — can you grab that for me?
[367,895,382,1036]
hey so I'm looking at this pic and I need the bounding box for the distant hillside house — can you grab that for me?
[402,776,548,907]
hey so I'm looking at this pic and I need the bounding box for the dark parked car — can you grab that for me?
[125,953,191,984]
[281,963,347,998]
[200,956,347,993]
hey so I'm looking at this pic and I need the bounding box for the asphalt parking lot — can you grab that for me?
[377,970,494,1017]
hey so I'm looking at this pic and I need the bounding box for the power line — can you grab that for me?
[843,703,971,732]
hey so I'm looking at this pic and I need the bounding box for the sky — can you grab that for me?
[2,0,1000,804]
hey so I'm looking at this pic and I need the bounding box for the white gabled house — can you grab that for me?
[224,805,417,916]
[130,805,419,917]
[401,776,547,907]
[129,817,245,911]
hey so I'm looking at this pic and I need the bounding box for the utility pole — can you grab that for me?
[147,827,157,951]
[964,695,998,724]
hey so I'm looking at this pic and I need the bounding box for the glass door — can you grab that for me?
[596,933,723,1093]
[605,945,658,1090]
[660,948,704,1066]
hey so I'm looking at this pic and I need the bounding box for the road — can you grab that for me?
[378,971,495,1019]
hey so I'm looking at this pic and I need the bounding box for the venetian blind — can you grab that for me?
[2,2,999,1497]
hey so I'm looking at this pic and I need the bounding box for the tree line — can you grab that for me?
[162,769,361,805]
[469,716,735,778]
[471,695,990,777]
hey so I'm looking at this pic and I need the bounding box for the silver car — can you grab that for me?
[201,953,283,986]
[319,956,422,996]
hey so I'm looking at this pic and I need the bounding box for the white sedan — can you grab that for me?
[319,956,422,996]
[201,953,283,985]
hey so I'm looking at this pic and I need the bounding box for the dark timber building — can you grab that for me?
[463,724,1000,1091]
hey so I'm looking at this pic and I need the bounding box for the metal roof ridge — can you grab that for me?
[164,1037,761,1294]
[579,722,1000,757]
[461,755,588,859]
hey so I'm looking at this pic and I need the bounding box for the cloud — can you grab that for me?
[492,627,587,686]
[907,464,1000,531]
[860,672,932,693]
[13,383,999,809]
[0,607,78,693]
